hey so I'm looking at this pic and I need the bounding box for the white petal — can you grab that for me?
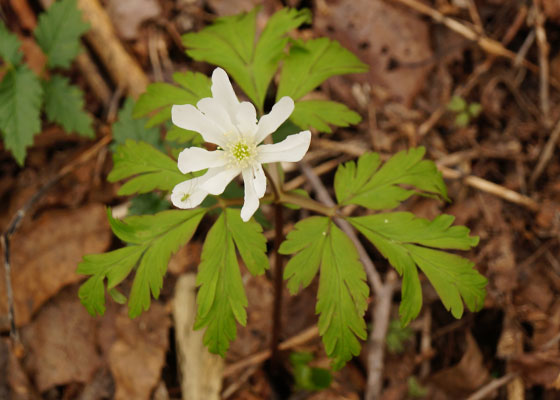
[200,167,240,195]
[241,169,260,222]
[171,179,208,209]
[254,97,294,143]
[177,147,226,174]
[211,68,240,121]
[257,130,311,163]
[252,164,266,198]
[197,97,236,134]
[172,104,225,146]
[235,102,258,137]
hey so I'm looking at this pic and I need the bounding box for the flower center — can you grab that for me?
[225,138,256,169]
[232,142,251,161]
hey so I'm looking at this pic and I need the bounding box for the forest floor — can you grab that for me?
[1,0,560,399]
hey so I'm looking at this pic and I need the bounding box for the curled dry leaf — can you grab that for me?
[21,285,101,392]
[0,204,111,329]
[314,0,433,105]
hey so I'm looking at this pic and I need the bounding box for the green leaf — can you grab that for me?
[128,193,171,216]
[134,71,211,127]
[0,66,43,165]
[194,212,248,356]
[454,112,470,128]
[290,100,361,133]
[280,217,329,294]
[165,124,203,146]
[43,74,93,137]
[290,352,333,391]
[34,0,89,68]
[225,208,269,275]
[77,208,205,317]
[0,21,23,65]
[113,98,162,150]
[349,213,485,325]
[108,140,187,195]
[183,7,311,109]
[318,222,369,369]
[280,217,369,369]
[468,102,482,117]
[277,38,368,101]
[386,319,413,354]
[447,95,467,112]
[334,147,448,209]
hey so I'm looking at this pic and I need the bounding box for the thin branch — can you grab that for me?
[530,116,560,187]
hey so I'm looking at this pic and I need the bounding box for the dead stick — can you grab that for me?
[466,373,518,400]
[392,0,560,90]
[1,135,111,344]
[530,115,560,187]
[222,325,319,377]
[533,1,551,127]
[76,0,149,98]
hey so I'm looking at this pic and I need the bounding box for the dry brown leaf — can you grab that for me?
[21,285,101,392]
[314,0,432,105]
[1,338,38,400]
[511,352,560,388]
[108,303,170,400]
[0,204,111,329]
[431,332,489,396]
[207,0,261,16]
[107,0,161,40]
[543,0,560,22]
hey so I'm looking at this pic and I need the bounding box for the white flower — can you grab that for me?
[170,68,311,221]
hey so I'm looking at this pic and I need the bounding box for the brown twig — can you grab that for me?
[533,1,551,127]
[391,0,559,90]
[417,4,527,137]
[529,115,560,187]
[1,135,112,345]
[466,372,518,400]
[76,0,149,98]
[222,325,319,377]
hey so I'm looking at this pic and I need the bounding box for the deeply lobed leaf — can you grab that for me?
[225,208,269,275]
[108,140,187,195]
[194,210,249,356]
[183,7,310,109]
[290,100,361,133]
[280,217,369,369]
[113,98,162,150]
[277,37,368,101]
[334,147,448,209]
[279,217,329,294]
[0,66,43,165]
[43,74,94,137]
[350,213,485,325]
[34,0,89,68]
[134,71,211,127]
[77,208,205,317]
